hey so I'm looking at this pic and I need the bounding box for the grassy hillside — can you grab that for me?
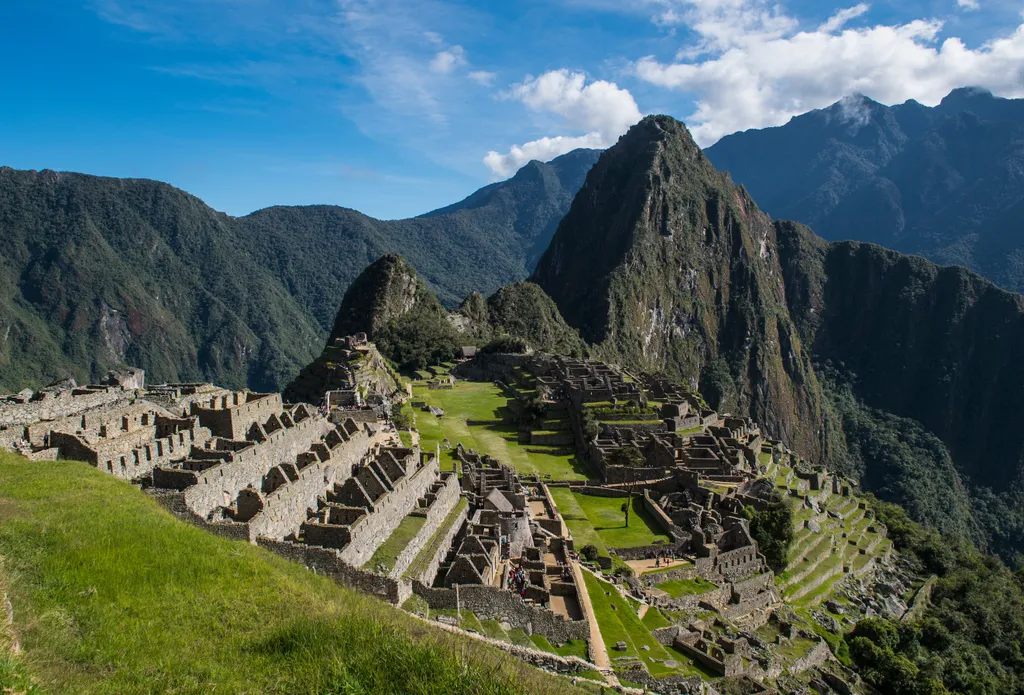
[0,453,576,695]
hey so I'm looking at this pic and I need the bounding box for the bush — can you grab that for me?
[742,495,793,573]
[482,335,529,354]
[580,545,600,562]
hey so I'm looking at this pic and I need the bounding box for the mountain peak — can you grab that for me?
[329,253,422,340]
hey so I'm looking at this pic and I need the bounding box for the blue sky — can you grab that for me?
[1,0,1022,219]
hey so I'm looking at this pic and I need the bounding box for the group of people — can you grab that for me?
[652,551,675,568]
[508,565,528,596]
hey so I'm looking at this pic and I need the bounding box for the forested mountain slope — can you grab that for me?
[0,149,599,392]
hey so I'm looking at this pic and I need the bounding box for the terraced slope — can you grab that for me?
[763,455,892,609]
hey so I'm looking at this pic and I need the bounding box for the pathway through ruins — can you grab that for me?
[572,563,620,687]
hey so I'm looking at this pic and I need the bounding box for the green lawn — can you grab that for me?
[655,578,717,598]
[0,455,576,695]
[364,513,427,572]
[566,492,671,549]
[528,635,590,660]
[409,379,590,480]
[582,571,711,679]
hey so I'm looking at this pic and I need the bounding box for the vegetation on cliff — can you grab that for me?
[847,497,1024,695]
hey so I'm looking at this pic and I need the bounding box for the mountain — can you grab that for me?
[705,88,1024,293]
[533,116,834,465]
[0,150,599,392]
[0,167,324,392]
[534,115,1024,561]
[237,148,601,324]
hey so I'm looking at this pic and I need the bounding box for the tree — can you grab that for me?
[610,446,645,527]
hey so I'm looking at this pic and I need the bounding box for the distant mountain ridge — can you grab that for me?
[0,149,600,392]
[705,87,1024,293]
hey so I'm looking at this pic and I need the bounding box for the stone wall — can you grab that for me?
[424,616,598,675]
[613,667,717,695]
[0,387,133,429]
[191,392,283,440]
[337,455,441,567]
[412,583,589,644]
[257,538,412,605]
[183,415,331,518]
[409,501,470,585]
[389,474,461,579]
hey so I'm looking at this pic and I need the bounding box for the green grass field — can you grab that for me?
[655,578,717,598]
[548,489,670,551]
[364,513,427,572]
[407,379,590,480]
[0,454,577,695]
[581,571,714,679]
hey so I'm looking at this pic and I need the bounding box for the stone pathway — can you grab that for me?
[572,562,621,687]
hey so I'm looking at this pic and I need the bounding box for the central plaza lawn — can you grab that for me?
[549,489,670,550]
[407,379,590,481]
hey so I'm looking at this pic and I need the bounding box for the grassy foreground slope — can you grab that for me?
[0,454,574,695]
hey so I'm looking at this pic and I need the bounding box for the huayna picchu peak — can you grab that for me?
[534,114,831,470]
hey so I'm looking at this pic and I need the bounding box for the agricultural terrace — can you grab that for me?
[762,455,892,613]
[403,375,590,481]
[582,571,717,680]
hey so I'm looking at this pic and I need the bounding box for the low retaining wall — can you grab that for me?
[421,615,596,675]
[257,538,412,605]
[412,582,589,644]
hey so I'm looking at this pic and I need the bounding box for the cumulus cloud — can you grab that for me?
[957,0,980,9]
[430,45,466,74]
[633,0,1024,145]
[483,133,606,177]
[484,69,642,176]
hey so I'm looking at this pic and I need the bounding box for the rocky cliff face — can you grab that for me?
[533,116,834,463]
[777,227,1024,491]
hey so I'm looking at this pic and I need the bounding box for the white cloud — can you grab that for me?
[484,70,642,176]
[468,70,497,85]
[957,0,980,9]
[430,45,466,74]
[818,3,870,33]
[632,0,1024,145]
[484,133,606,177]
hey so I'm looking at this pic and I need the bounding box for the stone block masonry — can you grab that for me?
[412,583,590,645]
[182,410,331,519]
[257,538,413,605]
[406,501,470,585]
[337,454,442,568]
[388,472,461,579]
